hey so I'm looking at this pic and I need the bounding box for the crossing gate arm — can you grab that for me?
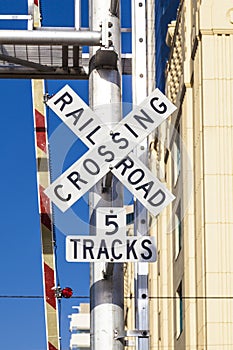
[30,1,60,350]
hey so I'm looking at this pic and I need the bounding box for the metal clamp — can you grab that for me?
[89,48,118,73]
[102,262,114,278]
[114,329,150,340]
[43,93,51,104]
[101,18,113,48]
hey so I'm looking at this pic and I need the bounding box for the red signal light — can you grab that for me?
[62,287,73,298]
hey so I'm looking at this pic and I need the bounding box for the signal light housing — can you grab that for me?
[61,287,73,298]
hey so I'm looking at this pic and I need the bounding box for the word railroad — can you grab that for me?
[45,85,176,217]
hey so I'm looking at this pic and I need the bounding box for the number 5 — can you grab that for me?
[105,215,119,235]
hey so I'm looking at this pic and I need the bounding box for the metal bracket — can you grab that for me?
[89,48,118,72]
[43,93,51,104]
[102,262,114,278]
[53,286,63,299]
[102,172,113,193]
[101,18,113,48]
[110,0,119,16]
[114,329,150,340]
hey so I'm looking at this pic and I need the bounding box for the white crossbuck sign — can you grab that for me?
[45,85,176,216]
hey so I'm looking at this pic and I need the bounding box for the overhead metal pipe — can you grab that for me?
[34,27,78,31]
[0,15,32,20]
[0,29,101,46]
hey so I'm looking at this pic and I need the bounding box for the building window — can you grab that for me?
[126,211,134,225]
[173,128,181,187]
[158,250,160,276]
[158,311,161,341]
[176,282,183,338]
[174,204,182,259]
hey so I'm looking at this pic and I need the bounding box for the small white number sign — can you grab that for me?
[66,207,156,262]
[96,207,126,239]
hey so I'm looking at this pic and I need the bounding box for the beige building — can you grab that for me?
[148,1,233,349]
[69,303,90,349]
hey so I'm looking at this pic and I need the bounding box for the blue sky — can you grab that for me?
[0,1,131,349]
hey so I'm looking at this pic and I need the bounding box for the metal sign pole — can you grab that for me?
[89,0,124,349]
[132,1,149,349]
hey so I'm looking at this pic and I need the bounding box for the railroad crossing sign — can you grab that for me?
[45,85,176,216]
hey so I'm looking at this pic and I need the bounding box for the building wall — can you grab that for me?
[69,303,90,350]
[151,0,233,349]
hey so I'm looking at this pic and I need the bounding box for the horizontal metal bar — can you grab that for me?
[0,30,101,46]
[121,28,132,33]
[0,15,32,20]
[0,68,88,79]
[0,53,54,72]
[114,329,150,340]
[126,330,149,338]
[35,27,78,31]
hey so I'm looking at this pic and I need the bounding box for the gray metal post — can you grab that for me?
[132,1,149,350]
[89,1,124,350]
